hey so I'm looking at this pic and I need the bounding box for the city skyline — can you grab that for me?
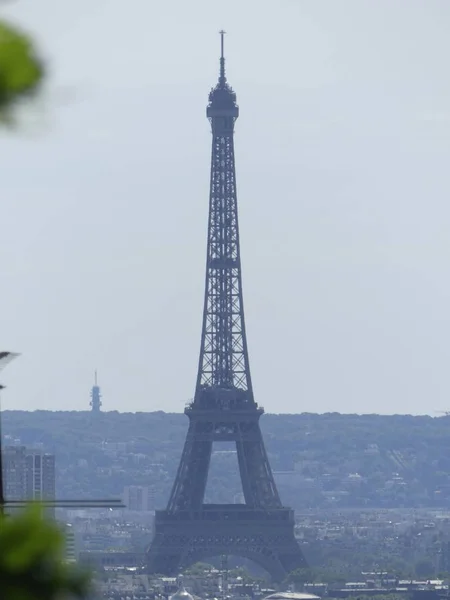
[2,1,450,415]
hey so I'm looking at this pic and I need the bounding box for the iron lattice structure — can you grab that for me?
[147,33,307,581]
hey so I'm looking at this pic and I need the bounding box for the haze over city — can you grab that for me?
[2,0,450,415]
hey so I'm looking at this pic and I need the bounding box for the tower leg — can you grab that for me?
[167,421,213,512]
[236,422,281,508]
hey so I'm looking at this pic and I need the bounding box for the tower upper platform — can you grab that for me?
[207,31,239,123]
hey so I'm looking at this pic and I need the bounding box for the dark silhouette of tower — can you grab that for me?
[147,32,307,581]
[90,371,102,413]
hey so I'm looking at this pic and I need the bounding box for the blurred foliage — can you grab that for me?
[0,506,91,600]
[0,19,43,123]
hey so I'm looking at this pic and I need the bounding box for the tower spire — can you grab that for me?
[219,29,226,86]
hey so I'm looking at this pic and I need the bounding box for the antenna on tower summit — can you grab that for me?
[219,29,226,85]
[220,29,225,57]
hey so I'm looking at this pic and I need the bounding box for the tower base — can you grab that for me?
[147,505,307,582]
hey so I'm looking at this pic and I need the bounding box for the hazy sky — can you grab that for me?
[2,0,450,415]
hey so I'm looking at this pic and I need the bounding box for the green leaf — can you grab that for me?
[0,507,91,600]
[0,20,44,122]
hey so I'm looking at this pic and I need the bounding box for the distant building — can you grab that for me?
[3,446,56,515]
[3,445,27,500]
[123,486,155,511]
[25,451,55,502]
[64,525,80,562]
[233,492,245,504]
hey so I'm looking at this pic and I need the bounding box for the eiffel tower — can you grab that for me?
[147,32,307,582]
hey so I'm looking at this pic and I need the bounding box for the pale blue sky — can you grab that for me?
[2,0,450,414]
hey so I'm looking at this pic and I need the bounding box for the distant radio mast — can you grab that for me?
[90,370,102,413]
